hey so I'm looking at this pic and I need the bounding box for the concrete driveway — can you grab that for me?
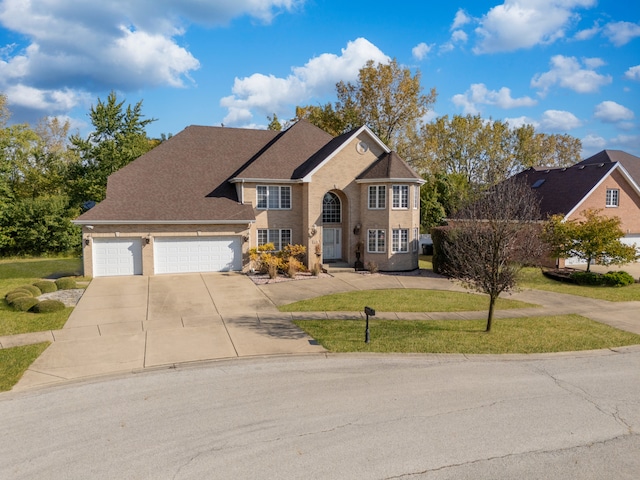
[13,273,325,390]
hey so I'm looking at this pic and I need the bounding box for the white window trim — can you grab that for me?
[412,227,419,252]
[392,185,409,210]
[367,229,386,253]
[392,228,409,254]
[413,185,419,210]
[368,185,386,210]
[256,185,292,210]
[257,228,292,251]
[606,188,619,208]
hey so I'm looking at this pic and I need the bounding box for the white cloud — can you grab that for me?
[451,30,468,43]
[451,9,471,30]
[594,101,635,123]
[412,42,433,61]
[581,133,606,150]
[540,109,582,131]
[452,83,537,114]
[603,21,640,47]
[583,57,605,69]
[220,38,389,126]
[625,65,640,81]
[574,22,600,40]
[0,0,302,116]
[504,116,539,129]
[473,0,597,54]
[531,55,612,96]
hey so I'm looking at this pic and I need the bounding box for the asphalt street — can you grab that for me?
[1,350,639,479]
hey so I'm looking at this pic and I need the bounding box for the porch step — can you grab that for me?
[322,262,355,273]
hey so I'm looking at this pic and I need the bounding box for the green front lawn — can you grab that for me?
[294,315,640,354]
[0,342,49,392]
[279,288,536,312]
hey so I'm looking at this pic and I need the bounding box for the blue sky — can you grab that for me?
[1,0,639,157]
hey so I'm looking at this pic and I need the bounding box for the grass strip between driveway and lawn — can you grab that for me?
[0,342,49,392]
[279,289,536,312]
[294,315,640,354]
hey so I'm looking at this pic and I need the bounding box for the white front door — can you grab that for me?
[323,228,341,260]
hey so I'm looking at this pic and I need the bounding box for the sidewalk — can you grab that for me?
[2,270,639,391]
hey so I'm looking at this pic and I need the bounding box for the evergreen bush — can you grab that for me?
[32,300,66,313]
[6,292,32,304]
[570,271,604,286]
[18,284,42,296]
[11,297,39,312]
[55,277,77,290]
[33,280,58,293]
[602,271,635,287]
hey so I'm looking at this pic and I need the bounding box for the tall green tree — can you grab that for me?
[67,91,156,207]
[543,209,638,272]
[297,59,436,157]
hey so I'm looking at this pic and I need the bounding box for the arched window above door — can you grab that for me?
[322,192,341,223]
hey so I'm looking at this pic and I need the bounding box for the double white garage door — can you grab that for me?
[92,237,241,277]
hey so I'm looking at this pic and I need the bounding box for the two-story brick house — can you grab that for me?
[73,120,424,276]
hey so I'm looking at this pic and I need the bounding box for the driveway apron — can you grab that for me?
[14,273,324,391]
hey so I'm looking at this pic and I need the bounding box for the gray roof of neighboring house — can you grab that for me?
[75,120,420,224]
[514,162,618,217]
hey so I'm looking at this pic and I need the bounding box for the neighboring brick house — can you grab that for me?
[514,149,640,266]
[73,120,424,276]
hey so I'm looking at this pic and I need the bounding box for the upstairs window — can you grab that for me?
[257,186,291,210]
[392,185,409,209]
[368,185,386,209]
[606,188,619,207]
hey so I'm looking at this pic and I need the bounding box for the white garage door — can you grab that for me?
[93,238,143,277]
[154,237,242,274]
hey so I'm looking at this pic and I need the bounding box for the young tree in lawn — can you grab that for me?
[543,209,638,272]
[442,179,544,332]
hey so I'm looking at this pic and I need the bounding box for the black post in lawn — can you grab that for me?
[364,306,376,343]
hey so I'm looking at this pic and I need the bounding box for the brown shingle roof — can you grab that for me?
[76,125,278,223]
[75,120,423,225]
[514,163,617,217]
[357,151,423,181]
[234,120,333,180]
